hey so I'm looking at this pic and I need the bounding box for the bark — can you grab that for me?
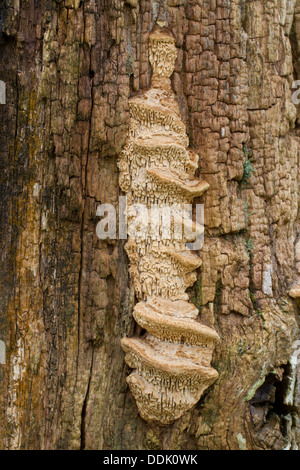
[0,0,299,450]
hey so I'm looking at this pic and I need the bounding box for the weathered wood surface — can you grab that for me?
[0,0,299,450]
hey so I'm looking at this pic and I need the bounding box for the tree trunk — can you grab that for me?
[0,0,300,450]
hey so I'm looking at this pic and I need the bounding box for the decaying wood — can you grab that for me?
[0,0,299,450]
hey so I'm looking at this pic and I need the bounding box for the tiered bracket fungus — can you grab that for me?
[290,240,300,301]
[118,28,220,424]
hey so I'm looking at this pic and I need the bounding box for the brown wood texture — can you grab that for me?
[0,0,299,450]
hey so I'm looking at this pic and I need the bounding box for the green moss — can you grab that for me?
[249,290,255,303]
[242,199,256,231]
[242,159,255,186]
[249,290,266,325]
[256,309,265,322]
[241,145,255,187]
[245,237,254,259]
[242,163,255,187]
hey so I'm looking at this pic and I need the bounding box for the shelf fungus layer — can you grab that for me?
[118,28,220,424]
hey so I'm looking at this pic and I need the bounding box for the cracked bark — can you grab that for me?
[0,0,300,450]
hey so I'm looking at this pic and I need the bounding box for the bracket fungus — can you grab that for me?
[118,28,220,424]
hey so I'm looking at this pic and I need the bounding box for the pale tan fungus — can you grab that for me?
[118,28,220,425]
